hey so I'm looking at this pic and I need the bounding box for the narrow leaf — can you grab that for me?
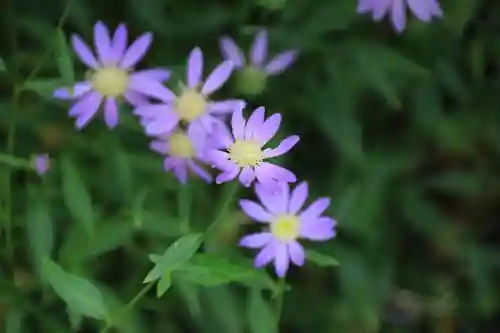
[306,249,339,267]
[54,29,74,83]
[157,273,172,298]
[247,289,277,333]
[42,260,108,320]
[60,155,94,234]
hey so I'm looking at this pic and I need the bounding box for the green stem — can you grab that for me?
[275,278,286,327]
[178,183,192,233]
[100,282,154,333]
[206,181,239,235]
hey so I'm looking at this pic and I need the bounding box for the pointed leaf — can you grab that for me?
[305,249,339,267]
[55,29,74,83]
[157,273,172,298]
[42,260,108,320]
[247,288,277,333]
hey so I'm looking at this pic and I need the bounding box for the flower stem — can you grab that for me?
[275,277,286,325]
[206,181,239,236]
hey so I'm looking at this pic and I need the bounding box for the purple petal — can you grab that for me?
[68,91,102,118]
[144,113,179,136]
[300,198,330,222]
[250,30,268,66]
[256,113,281,145]
[187,47,203,88]
[120,32,153,68]
[273,243,290,277]
[289,182,308,214]
[129,74,176,102]
[391,0,406,32]
[299,217,336,241]
[407,0,433,22]
[75,105,100,129]
[240,199,273,223]
[215,166,239,184]
[357,0,373,13]
[94,21,112,64]
[173,163,188,184]
[263,135,299,158]
[208,99,246,115]
[103,97,119,128]
[231,108,246,140]
[245,107,265,140]
[239,232,273,248]
[219,36,245,68]
[187,160,212,183]
[254,182,288,215]
[255,162,296,184]
[134,104,171,118]
[133,68,171,82]
[201,60,234,95]
[207,150,233,170]
[71,34,100,69]
[34,154,50,175]
[186,121,208,152]
[111,24,128,63]
[287,241,305,266]
[150,139,169,154]
[254,241,277,267]
[264,50,297,75]
[53,82,92,100]
[239,167,256,187]
[164,156,182,171]
[123,90,150,107]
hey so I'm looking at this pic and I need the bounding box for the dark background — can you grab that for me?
[1,0,500,332]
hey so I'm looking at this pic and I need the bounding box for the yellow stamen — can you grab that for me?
[175,89,207,122]
[91,67,129,97]
[168,132,195,158]
[228,140,263,167]
[271,215,299,242]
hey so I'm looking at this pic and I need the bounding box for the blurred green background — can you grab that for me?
[1,0,500,332]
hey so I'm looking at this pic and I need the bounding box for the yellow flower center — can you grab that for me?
[175,89,207,122]
[91,67,129,97]
[271,215,299,242]
[228,140,263,167]
[168,132,195,158]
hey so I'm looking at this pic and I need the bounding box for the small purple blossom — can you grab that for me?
[239,182,336,277]
[54,21,172,129]
[357,0,443,32]
[33,154,50,175]
[207,106,299,188]
[219,30,297,76]
[135,47,245,139]
[149,129,212,184]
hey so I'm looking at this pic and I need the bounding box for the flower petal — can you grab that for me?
[187,160,212,183]
[201,60,234,95]
[208,99,245,115]
[407,0,433,22]
[299,217,336,241]
[149,139,169,154]
[219,36,245,68]
[255,162,296,184]
[123,90,150,107]
[231,108,246,140]
[129,74,176,102]
[71,34,100,69]
[187,47,203,88]
[103,97,119,128]
[300,198,330,222]
[391,0,406,32]
[134,104,172,118]
[144,113,179,136]
[264,50,297,75]
[263,135,299,158]
[68,91,102,118]
[164,156,181,171]
[256,113,281,145]
[255,182,288,215]
[239,232,273,248]
[94,21,112,64]
[173,163,188,184]
[254,241,276,268]
[120,32,153,68]
[273,243,290,277]
[289,182,308,214]
[111,23,128,62]
[239,199,273,222]
[287,241,305,266]
[245,106,265,140]
[133,68,171,82]
[239,167,256,187]
[215,166,239,184]
[250,30,268,66]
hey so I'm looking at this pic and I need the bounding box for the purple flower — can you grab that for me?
[220,29,297,76]
[150,129,212,184]
[357,0,443,32]
[54,21,173,129]
[239,182,336,277]
[32,154,50,175]
[135,47,245,139]
[207,106,299,188]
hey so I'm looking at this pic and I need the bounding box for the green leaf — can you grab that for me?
[144,233,203,283]
[22,79,62,98]
[247,289,277,333]
[54,29,74,83]
[175,254,259,287]
[60,155,94,234]
[157,273,172,298]
[306,249,339,267]
[0,57,5,72]
[67,306,83,330]
[425,171,485,197]
[42,260,108,320]
[26,186,54,275]
[5,309,24,333]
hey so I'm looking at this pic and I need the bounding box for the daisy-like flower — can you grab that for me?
[357,0,443,33]
[207,106,299,188]
[135,47,245,138]
[149,129,212,183]
[239,182,336,277]
[219,30,297,95]
[32,154,50,175]
[53,21,172,129]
